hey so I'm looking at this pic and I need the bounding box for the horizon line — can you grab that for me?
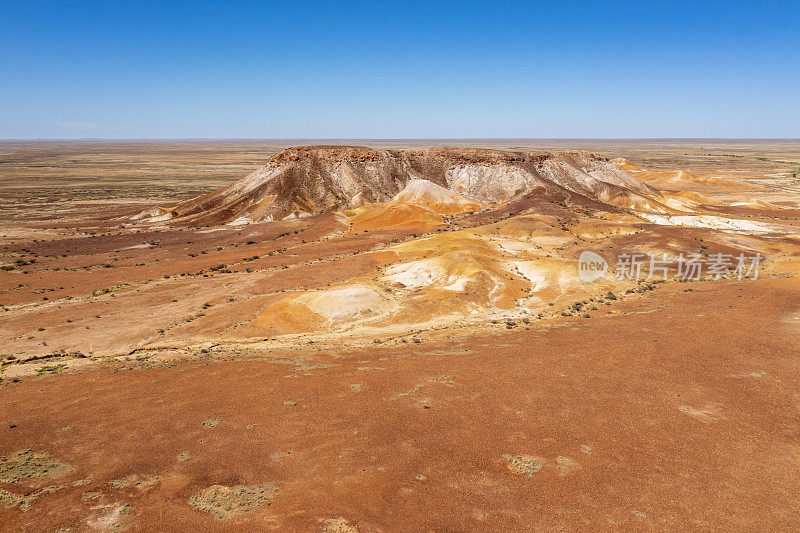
[2,137,800,143]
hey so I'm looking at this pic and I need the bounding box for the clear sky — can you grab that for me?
[2,0,798,139]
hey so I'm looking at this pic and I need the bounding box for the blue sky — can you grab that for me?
[1,1,798,139]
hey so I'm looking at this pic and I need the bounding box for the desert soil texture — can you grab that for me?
[1,139,800,531]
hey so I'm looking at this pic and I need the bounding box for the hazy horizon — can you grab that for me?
[3,137,800,143]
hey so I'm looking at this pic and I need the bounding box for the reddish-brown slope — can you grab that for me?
[141,146,658,226]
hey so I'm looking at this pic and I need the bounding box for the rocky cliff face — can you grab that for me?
[136,146,658,225]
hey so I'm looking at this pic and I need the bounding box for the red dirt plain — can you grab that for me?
[1,140,800,531]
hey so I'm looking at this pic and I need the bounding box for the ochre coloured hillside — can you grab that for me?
[4,144,791,359]
[111,144,796,339]
[135,146,659,226]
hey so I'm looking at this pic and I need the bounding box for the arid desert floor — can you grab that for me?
[1,139,800,531]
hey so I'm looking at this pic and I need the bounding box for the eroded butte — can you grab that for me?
[1,142,800,530]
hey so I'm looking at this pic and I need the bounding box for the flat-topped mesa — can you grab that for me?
[137,145,658,226]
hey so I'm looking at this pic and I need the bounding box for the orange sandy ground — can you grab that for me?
[2,276,799,531]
